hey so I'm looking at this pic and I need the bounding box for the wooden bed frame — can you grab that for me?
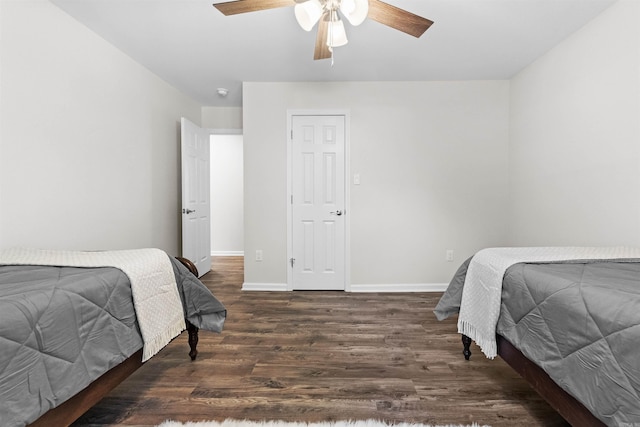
[461,334,606,427]
[27,256,202,427]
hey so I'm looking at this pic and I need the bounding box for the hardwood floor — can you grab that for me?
[73,257,568,427]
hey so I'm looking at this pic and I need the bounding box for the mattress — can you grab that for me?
[0,256,226,427]
[435,258,640,426]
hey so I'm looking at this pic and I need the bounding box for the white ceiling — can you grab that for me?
[51,0,616,107]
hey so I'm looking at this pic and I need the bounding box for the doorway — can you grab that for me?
[210,132,244,257]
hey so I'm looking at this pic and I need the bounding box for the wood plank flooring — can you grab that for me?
[72,257,568,427]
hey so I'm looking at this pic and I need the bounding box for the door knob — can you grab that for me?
[330,210,343,216]
[183,209,196,214]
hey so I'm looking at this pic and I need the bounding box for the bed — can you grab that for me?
[434,247,640,427]
[0,249,226,427]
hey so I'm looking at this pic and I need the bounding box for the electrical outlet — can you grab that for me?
[446,250,454,262]
[255,250,263,262]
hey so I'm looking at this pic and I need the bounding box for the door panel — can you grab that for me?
[291,115,345,290]
[181,117,211,277]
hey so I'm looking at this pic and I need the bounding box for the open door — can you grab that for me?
[181,117,212,277]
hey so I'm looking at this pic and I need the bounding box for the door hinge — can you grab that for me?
[290,257,295,267]
[291,195,293,204]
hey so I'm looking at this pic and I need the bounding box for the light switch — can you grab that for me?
[353,174,360,185]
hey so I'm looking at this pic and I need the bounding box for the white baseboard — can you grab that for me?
[242,282,288,291]
[349,283,449,292]
[211,251,244,257]
[241,282,448,292]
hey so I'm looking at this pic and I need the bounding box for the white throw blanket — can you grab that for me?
[458,246,640,359]
[0,247,186,362]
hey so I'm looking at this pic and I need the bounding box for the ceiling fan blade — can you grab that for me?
[213,0,294,16]
[314,15,332,60]
[367,0,434,38]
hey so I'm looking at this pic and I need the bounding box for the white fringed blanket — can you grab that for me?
[458,246,640,359]
[0,247,186,362]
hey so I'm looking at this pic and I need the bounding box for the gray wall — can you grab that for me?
[0,0,202,254]
[508,0,640,246]
[243,81,510,287]
[3,0,637,281]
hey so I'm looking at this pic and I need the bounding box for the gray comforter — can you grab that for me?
[0,256,226,427]
[435,258,640,427]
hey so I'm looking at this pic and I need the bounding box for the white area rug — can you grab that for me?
[157,420,490,427]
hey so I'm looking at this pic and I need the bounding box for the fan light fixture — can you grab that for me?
[294,0,323,31]
[213,0,434,62]
[294,0,369,57]
[327,10,348,47]
[340,0,369,26]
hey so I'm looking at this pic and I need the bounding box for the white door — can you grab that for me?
[181,117,212,277]
[290,115,346,290]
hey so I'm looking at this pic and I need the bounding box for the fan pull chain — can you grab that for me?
[328,10,335,66]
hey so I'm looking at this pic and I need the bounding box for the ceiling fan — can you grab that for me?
[213,0,434,60]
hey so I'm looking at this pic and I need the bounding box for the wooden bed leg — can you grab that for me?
[187,320,199,361]
[176,256,201,361]
[462,334,472,360]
